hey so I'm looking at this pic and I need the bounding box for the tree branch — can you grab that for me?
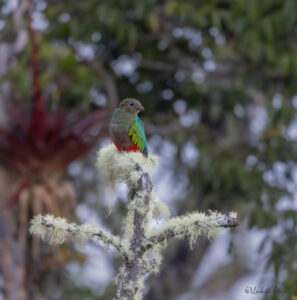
[116,169,153,299]
[66,41,119,113]
[87,60,119,113]
[30,145,240,300]
[30,215,130,260]
[143,215,239,252]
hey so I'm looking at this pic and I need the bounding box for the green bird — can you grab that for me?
[110,98,148,157]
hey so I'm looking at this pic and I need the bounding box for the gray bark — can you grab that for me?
[117,172,153,299]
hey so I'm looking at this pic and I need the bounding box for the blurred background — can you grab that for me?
[0,0,296,299]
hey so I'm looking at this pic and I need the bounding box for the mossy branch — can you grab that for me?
[29,144,240,300]
[30,214,130,260]
[143,215,239,252]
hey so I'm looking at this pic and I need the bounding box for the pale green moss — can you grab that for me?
[30,214,71,244]
[134,278,144,300]
[73,223,100,243]
[122,205,136,247]
[122,191,152,248]
[31,143,239,300]
[96,144,158,191]
[134,190,149,212]
[152,200,170,220]
[151,244,163,274]
[96,144,158,250]
[147,211,225,248]
[30,214,120,249]
[229,211,238,218]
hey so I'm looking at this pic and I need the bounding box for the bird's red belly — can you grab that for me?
[115,143,140,153]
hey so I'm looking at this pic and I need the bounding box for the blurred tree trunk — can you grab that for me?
[0,213,27,300]
[0,97,26,299]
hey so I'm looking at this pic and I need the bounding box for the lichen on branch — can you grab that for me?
[30,144,240,300]
[96,144,158,190]
[29,214,129,259]
[144,212,239,251]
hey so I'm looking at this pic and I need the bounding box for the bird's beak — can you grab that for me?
[138,104,144,111]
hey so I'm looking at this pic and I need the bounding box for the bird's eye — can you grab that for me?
[130,103,134,106]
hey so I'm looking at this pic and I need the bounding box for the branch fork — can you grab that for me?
[30,144,239,300]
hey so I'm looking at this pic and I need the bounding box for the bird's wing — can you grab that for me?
[129,118,148,154]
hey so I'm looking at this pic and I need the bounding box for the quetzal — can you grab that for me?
[110,98,148,157]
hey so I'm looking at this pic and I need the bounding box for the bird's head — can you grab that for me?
[119,98,144,115]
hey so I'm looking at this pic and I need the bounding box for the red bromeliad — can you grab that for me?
[0,3,108,298]
[0,98,107,298]
[0,98,106,208]
[0,5,107,208]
